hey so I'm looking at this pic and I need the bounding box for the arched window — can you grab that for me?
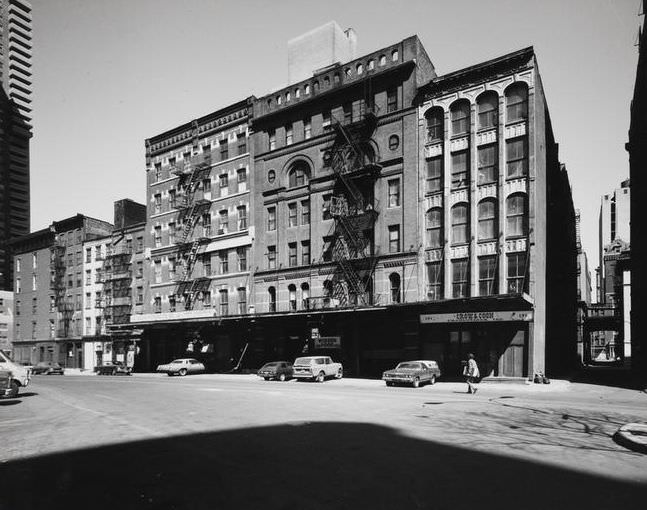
[356,63,363,75]
[333,73,340,85]
[288,162,310,188]
[478,199,497,240]
[505,82,528,123]
[389,273,401,304]
[368,59,375,70]
[450,100,470,136]
[391,49,399,61]
[425,107,444,142]
[268,286,276,313]
[301,283,310,310]
[477,91,498,130]
[426,208,443,248]
[379,54,386,66]
[313,81,319,93]
[451,203,469,244]
[324,76,330,88]
[305,84,310,95]
[288,284,297,311]
[506,194,527,237]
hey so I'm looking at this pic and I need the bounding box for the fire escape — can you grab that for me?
[102,243,133,327]
[50,241,73,337]
[323,99,381,307]
[171,150,212,309]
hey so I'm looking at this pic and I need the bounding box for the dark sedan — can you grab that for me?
[383,360,441,388]
[31,361,65,375]
[95,361,132,376]
[257,361,293,381]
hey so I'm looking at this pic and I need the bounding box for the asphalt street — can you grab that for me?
[1,374,646,509]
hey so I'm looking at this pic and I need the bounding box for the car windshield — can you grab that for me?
[396,362,421,370]
[262,362,280,368]
[170,360,184,364]
[36,362,49,367]
[294,357,312,365]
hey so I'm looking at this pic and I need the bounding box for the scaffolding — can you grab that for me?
[321,98,382,307]
[170,150,213,309]
[50,241,73,337]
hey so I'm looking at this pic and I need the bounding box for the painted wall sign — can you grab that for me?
[314,336,341,349]
[420,310,533,323]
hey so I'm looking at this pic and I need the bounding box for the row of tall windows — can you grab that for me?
[425,194,528,247]
[267,283,311,312]
[424,137,528,194]
[425,251,528,300]
[424,82,529,142]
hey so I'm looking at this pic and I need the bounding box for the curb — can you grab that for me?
[613,423,647,454]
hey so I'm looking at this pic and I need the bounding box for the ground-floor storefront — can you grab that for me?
[129,295,539,379]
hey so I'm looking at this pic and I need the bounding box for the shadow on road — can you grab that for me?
[0,399,21,406]
[1,422,646,510]
[16,392,38,398]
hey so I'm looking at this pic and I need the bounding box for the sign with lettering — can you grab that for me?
[314,336,341,349]
[420,310,533,324]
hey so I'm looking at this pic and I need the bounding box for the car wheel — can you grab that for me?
[278,373,286,382]
[264,377,270,381]
[412,377,420,388]
[179,368,188,376]
[385,381,393,387]
[112,369,117,376]
[335,368,343,379]
[11,380,19,396]
[316,371,325,383]
[167,373,173,376]
[430,375,436,385]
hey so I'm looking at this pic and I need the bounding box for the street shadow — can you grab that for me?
[570,366,642,390]
[17,392,38,398]
[0,422,645,510]
[0,399,21,406]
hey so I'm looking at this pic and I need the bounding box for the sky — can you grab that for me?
[29,0,640,295]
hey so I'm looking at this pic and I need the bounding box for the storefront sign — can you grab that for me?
[420,310,533,324]
[314,336,341,349]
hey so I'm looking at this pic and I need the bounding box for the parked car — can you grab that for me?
[156,358,205,376]
[292,356,342,382]
[257,361,293,381]
[31,361,65,376]
[0,370,19,398]
[383,360,441,388]
[95,361,132,376]
[0,351,31,388]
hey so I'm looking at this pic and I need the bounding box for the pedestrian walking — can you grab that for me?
[463,353,480,394]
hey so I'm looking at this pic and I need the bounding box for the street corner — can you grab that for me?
[613,423,647,454]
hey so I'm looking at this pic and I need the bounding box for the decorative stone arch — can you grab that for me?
[282,156,314,189]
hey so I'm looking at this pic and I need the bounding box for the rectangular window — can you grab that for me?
[426,157,443,194]
[16,259,21,273]
[218,210,229,234]
[154,194,162,214]
[237,168,247,185]
[154,226,162,248]
[452,259,469,298]
[322,194,332,220]
[451,205,469,245]
[168,258,176,280]
[237,247,247,272]
[288,202,297,227]
[322,236,333,262]
[304,118,312,139]
[426,262,443,301]
[136,286,143,305]
[219,173,229,192]
[203,254,212,277]
[95,269,102,283]
[301,200,310,224]
[202,178,211,194]
[136,236,144,252]
[50,296,56,312]
[506,137,528,178]
[136,261,143,279]
[388,179,400,207]
[301,240,311,266]
[155,162,162,181]
[237,133,247,155]
[234,206,246,231]
[219,250,229,274]
[388,225,400,253]
[267,207,276,231]
[238,288,247,314]
[478,144,498,185]
[269,130,276,151]
[76,272,82,288]
[220,140,229,160]
[343,102,352,124]
[168,295,176,312]
[154,260,162,284]
[288,242,297,267]
[169,189,177,209]
[85,292,91,309]
[479,256,498,296]
[15,277,21,293]
[32,274,37,291]
[76,251,82,265]
[507,252,527,294]
[219,289,229,316]
[85,248,92,263]
[203,291,211,308]
[85,270,91,285]
[154,296,161,313]
[32,297,37,313]
[267,246,277,269]
[322,110,331,128]
[451,151,469,189]
[286,124,293,145]
[387,87,398,113]
[202,213,211,237]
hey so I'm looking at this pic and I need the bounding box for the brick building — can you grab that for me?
[10,214,113,366]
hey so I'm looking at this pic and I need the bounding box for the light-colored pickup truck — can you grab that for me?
[292,356,343,382]
[0,350,31,389]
